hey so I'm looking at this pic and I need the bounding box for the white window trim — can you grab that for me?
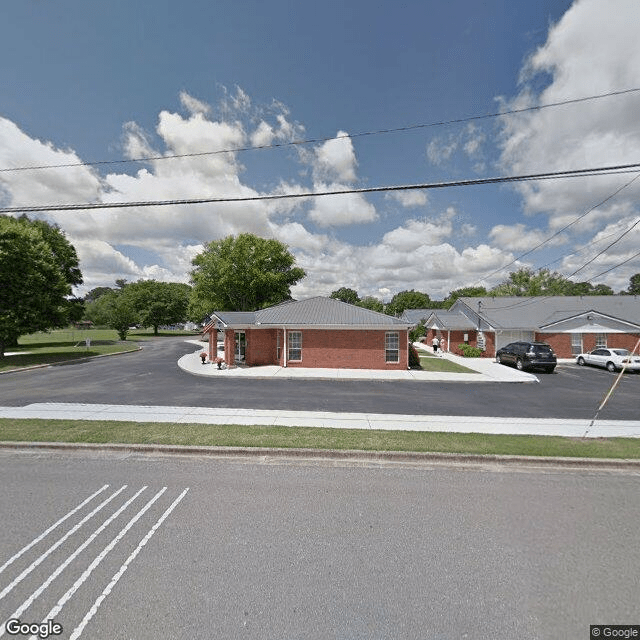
[385,331,399,363]
[288,331,302,362]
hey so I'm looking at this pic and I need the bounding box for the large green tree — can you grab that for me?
[356,296,385,313]
[126,280,191,334]
[627,274,640,295]
[490,268,573,296]
[0,215,82,357]
[330,287,360,305]
[385,290,431,316]
[189,233,306,316]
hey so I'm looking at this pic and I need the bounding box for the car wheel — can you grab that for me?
[545,366,556,374]
[496,354,502,364]
[577,357,585,366]
[606,361,618,373]
[516,358,524,371]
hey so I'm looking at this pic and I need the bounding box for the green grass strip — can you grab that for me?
[1,418,639,459]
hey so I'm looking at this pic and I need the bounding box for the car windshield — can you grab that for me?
[612,349,630,356]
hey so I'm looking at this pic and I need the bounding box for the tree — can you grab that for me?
[189,233,306,316]
[443,286,488,308]
[385,290,431,317]
[356,296,385,313]
[85,290,137,340]
[628,274,640,295]
[330,287,359,305]
[490,268,573,297]
[125,280,191,334]
[0,215,82,357]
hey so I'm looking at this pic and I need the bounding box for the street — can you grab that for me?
[0,337,638,420]
[0,450,638,639]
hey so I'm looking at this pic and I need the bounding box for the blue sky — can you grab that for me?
[1,0,639,299]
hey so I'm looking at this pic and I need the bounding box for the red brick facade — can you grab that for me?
[424,328,640,358]
[219,327,409,369]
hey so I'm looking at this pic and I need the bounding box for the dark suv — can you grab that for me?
[495,341,557,373]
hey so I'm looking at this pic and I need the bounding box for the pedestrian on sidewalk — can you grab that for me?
[440,336,447,353]
[432,336,439,353]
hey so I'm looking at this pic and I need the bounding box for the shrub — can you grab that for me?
[458,343,483,358]
[409,344,421,368]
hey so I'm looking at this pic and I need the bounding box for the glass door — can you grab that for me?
[235,331,246,363]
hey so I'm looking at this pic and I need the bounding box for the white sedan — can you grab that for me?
[576,348,640,372]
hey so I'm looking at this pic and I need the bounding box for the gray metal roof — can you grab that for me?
[256,296,409,326]
[425,310,477,330]
[210,311,256,327]
[454,296,640,330]
[400,308,438,325]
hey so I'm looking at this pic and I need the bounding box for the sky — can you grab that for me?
[1,0,640,301]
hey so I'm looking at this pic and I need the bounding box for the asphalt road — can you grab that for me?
[0,450,638,640]
[1,337,638,420]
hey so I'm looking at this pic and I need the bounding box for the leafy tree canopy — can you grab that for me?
[355,296,385,313]
[627,273,640,295]
[385,290,431,316]
[443,286,488,308]
[489,268,573,297]
[0,215,82,356]
[125,280,191,334]
[189,233,306,316]
[330,287,359,305]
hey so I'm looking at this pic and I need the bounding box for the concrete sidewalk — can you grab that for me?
[178,341,540,383]
[2,402,640,438]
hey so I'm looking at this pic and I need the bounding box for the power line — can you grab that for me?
[476,171,640,284]
[1,87,639,174]
[2,162,640,215]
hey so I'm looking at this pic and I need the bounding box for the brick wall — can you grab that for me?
[537,332,640,358]
[245,328,278,366]
[281,328,408,369]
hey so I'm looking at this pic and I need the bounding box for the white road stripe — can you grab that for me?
[0,485,127,603]
[70,488,189,640]
[0,486,145,638]
[0,485,109,576]
[33,487,170,638]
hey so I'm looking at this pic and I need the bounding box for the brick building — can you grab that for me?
[416,296,640,358]
[204,297,411,369]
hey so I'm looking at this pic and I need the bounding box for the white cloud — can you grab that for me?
[488,223,567,252]
[179,91,211,116]
[0,117,101,206]
[313,131,357,182]
[385,190,428,208]
[307,186,377,227]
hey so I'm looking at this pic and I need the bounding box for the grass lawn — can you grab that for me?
[418,352,479,374]
[1,418,639,459]
[0,327,200,372]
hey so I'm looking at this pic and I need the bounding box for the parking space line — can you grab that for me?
[0,485,109,576]
[0,486,127,604]
[0,487,144,638]
[70,488,189,640]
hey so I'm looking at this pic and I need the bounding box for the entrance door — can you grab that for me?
[235,331,246,363]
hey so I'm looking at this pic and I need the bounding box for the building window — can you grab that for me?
[385,332,399,363]
[595,333,608,348]
[276,331,281,360]
[288,331,302,361]
[571,333,583,356]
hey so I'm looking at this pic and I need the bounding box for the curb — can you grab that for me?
[1,441,639,471]
[0,347,143,375]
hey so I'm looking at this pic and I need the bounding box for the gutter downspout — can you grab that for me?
[283,327,287,368]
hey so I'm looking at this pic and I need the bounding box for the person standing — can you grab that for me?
[432,335,439,353]
[439,336,447,353]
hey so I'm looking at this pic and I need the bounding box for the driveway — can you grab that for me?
[0,337,637,420]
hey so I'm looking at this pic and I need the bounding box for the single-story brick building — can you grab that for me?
[204,296,412,369]
[417,296,640,358]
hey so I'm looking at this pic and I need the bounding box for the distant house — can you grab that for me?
[422,296,640,358]
[203,296,412,369]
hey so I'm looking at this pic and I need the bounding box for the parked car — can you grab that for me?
[576,348,640,372]
[495,341,557,373]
